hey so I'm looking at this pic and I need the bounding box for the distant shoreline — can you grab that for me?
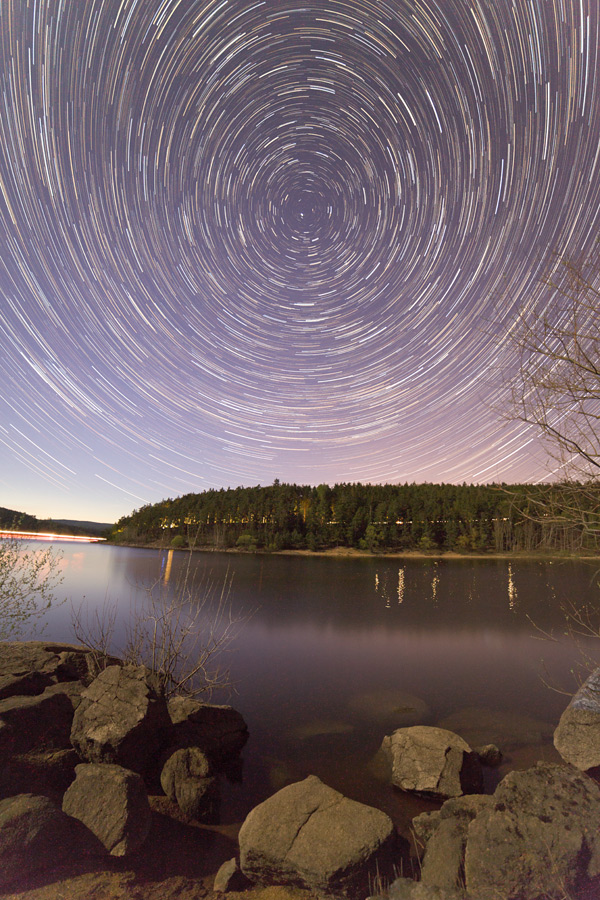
[109,541,600,561]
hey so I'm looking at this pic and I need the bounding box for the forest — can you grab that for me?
[110,481,600,554]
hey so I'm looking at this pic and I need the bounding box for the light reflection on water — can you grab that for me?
[19,543,600,823]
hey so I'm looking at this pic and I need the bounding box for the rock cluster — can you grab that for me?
[399,763,600,900]
[0,641,248,890]
[3,640,600,900]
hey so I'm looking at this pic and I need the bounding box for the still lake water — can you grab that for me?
[25,542,600,829]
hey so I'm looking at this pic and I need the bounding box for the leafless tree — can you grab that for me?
[505,245,600,546]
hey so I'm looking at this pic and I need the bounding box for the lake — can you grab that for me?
[22,541,600,831]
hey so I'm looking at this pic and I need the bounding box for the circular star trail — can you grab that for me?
[1,0,599,519]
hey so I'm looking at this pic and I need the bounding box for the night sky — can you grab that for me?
[1,0,599,523]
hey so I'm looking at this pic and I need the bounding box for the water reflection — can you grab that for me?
[507,562,518,610]
[21,543,600,821]
[431,561,439,604]
[398,567,405,604]
[162,548,174,584]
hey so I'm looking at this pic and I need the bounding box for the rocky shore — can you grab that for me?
[1,641,600,899]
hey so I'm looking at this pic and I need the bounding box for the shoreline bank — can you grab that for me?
[109,540,600,562]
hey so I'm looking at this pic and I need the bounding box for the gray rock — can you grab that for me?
[70,664,170,777]
[167,696,248,763]
[161,745,213,796]
[238,774,396,897]
[412,795,493,891]
[0,641,117,686]
[420,818,465,891]
[380,726,483,798]
[411,810,442,848]
[175,773,219,821]
[0,689,75,758]
[383,879,465,899]
[554,667,600,770]
[438,794,492,823]
[160,746,219,820]
[412,795,492,848]
[464,762,600,899]
[0,792,96,887]
[474,743,503,767]
[214,857,249,892]
[62,762,151,856]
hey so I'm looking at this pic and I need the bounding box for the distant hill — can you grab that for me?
[0,506,113,537]
[50,519,113,536]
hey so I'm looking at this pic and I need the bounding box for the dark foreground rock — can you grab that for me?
[70,664,171,777]
[1,748,80,798]
[238,774,397,897]
[0,792,98,888]
[214,856,250,892]
[62,762,151,856]
[554,666,600,770]
[0,689,76,758]
[380,726,483,798]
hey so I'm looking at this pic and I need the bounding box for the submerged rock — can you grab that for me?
[438,707,553,750]
[348,688,430,726]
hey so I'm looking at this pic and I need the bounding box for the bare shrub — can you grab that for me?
[72,555,243,699]
[0,536,63,639]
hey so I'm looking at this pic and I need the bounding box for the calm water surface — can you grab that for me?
[26,542,600,829]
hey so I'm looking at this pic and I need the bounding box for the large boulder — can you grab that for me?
[238,775,396,897]
[0,792,97,887]
[0,689,75,759]
[70,664,170,777]
[380,726,483,798]
[160,746,220,821]
[554,667,600,770]
[166,696,248,763]
[464,763,600,899]
[62,763,151,856]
